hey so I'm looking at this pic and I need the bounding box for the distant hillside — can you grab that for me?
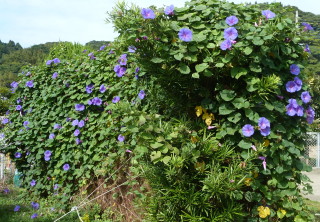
[0,40,22,58]
[85,40,111,50]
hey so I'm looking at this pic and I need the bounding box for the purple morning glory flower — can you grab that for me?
[260,126,271,136]
[112,96,120,103]
[128,46,137,53]
[44,150,52,157]
[288,98,299,108]
[0,133,5,139]
[114,65,121,73]
[304,44,311,53]
[2,118,9,124]
[306,106,315,118]
[117,67,126,77]
[290,64,300,75]
[99,84,107,93]
[307,117,314,124]
[74,129,80,137]
[262,10,276,19]
[224,27,238,40]
[31,202,40,210]
[52,72,58,79]
[46,60,53,65]
[301,91,311,103]
[242,124,254,137]
[286,103,296,116]
[53,184,59,190]
[294,77,302,91]
[75,104,85,111]
[75,138,82,145]
[135,67,140,73]
[302,22,313,31]
[88,52,96,60]
[53,58,60,64]
[72,119,79,126]
[296,105,304,117]
[258,117,270,130]
[178,28,193,42]
[23,121,29,127]
[306,106,315,124]
[286,81,297,93]
[16,105,22,111]
[14,205,20,212]
[286,99,298,116]
[53,124,61,130]
[164,5,174,16]
[63,163,70,171]
[220,39,232,50]
[225,16,238,26]
[30,179,36,186]
[100,45,106,50]
[31,213,38,219]
[86,84,94,94]
[114,65,126,77]
[44,156,50,161]
[118,54,127,66]
[95,97,103,106]
[26,80,34,88]
[88,97,102,106]
[10,81,18,89]
[138,90,145,99]
[78,120,85,128]
[141,8,156,19]
[15,152,21,158]
[17,98,21,104]
[118,134,125,142]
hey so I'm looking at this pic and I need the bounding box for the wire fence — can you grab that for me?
[302,132,320,168]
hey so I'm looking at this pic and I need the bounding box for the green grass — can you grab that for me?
[305,199,320,221]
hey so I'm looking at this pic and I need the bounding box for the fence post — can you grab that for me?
[318,133,320,168]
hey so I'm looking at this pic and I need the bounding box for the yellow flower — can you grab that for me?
[263,139,270,147]
[257,206,271,218]
[277,208,286,219]
[191,136,198,143]
[244,178,252,186]
[195,106,204,117]
[202,112,214,126]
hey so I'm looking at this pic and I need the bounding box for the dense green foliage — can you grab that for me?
[1,0,318,221]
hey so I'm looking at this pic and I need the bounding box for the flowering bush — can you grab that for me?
[1,0,316,221]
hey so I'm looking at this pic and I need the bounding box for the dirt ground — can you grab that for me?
[304,168,320,202]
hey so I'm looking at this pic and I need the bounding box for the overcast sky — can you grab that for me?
[0,0,319,48]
